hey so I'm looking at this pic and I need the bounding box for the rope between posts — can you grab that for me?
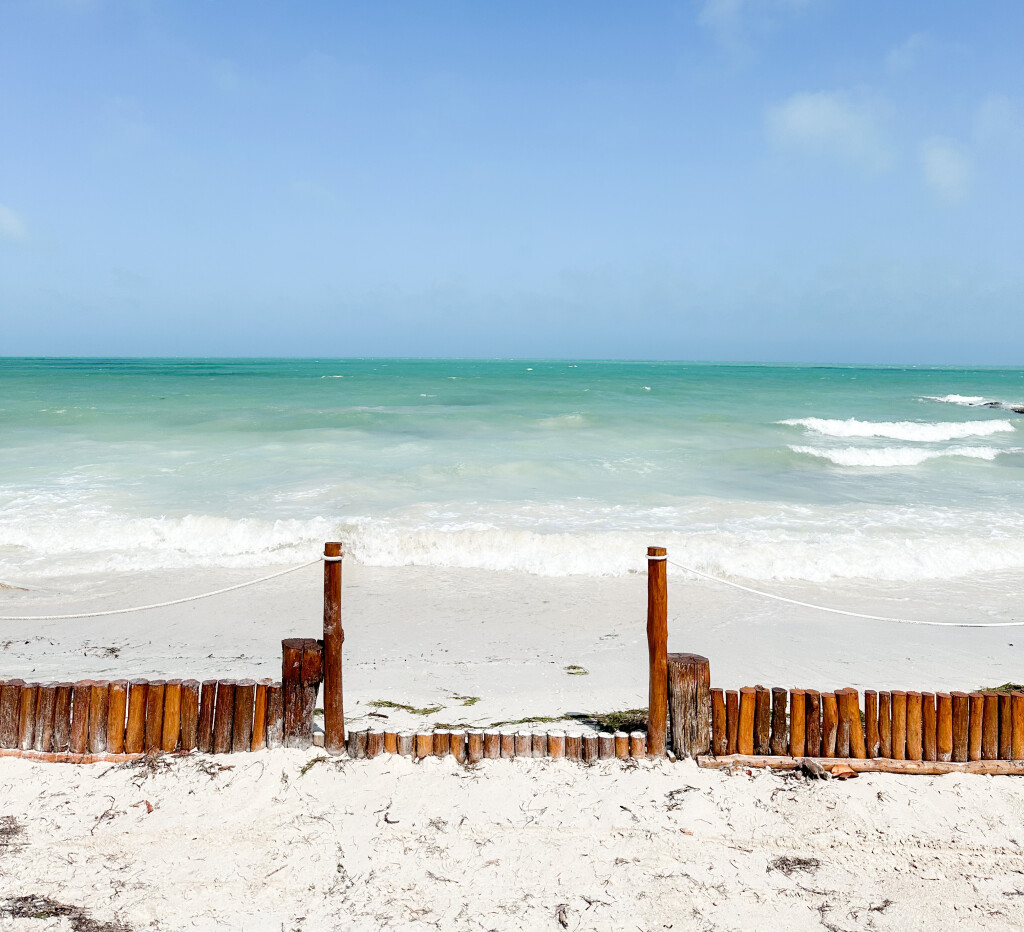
[0,558,324,621]
[665,558,1024,628]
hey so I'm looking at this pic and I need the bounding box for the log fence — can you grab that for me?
[2,541,1021,773]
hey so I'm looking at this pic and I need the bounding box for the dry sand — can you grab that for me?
[2,752,1024,931]
[2,562,1024,929]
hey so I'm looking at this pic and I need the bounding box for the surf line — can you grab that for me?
[667,559,1022,628]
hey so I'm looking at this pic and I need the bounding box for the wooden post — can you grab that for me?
[667,653,710,759]
[52,683,72,752]
[614,731,629,759]
[598,732,614,759]
[501,730,516,758]
[384,731,398,755]
[301,639,322,739]
[266,683,284,750]
[725,690,739,755]
[483,731,500,759]
[878,691,891,758]
[789,689,805,758]
[711,688,727,756]
[282,638,306,749]
[754,686,771,756]
[0,681,20,749]
[937,693,953,762]
[212,680,235,754]
[646,547,668,758]
[848,691,866,760]
[19,683,39,751]
[397,732,414,756]
[805,690,821,757]
[249,679,269,752]
[34,684,57,753]
[922,693,936,762]
[433,730,450,757]
[125,680,148,755]
[737,687,755,756]
[582,734,599,761]
[70,680,91,754]
[865,691,879,757]
[450,731,466,762]
[1000,693,1013,761]
[146,680,166,754]
[906,692,923,762]
[323,541,345,755]
[195,680,216,753]
[630,731,646,757]
[416,731,432,759]
[968,692,984,761]
[232,679,256,753]
[85,682,108,753]
[891,690,907,761]
[951,691,969,762]
[821,692,838,757]
[367,730,384,758]
[161,680,182,753]
[348,728,368,759]
[835,689,851,758]
[180,679,200,752]
[1013,692,1024,760]
[770,687,787,756]
[467,730,483,763]
[106,680,128,755]
[532,733,547,758]
[548,732,566,759]
[515,731,531,757]
[983,692,999,760]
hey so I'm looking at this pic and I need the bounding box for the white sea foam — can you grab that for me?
[923,394,1024,410]
[790,445,1005,467]
[780,417,1015,442]
[3,502,1024,584]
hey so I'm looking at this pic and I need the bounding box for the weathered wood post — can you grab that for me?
[646,546,668,757]
[668,653,710,759]
[323,542,345,755]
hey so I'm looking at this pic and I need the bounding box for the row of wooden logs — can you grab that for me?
[712,686,1024,761]
[0,678,291,755]
[345,728,648,761]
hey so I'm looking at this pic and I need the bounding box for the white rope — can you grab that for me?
[666,559,1024,628]
[0,558,325,621]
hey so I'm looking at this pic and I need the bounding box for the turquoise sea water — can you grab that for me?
[1,358,1022,581]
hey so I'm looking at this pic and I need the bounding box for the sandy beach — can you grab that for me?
[2,563,1024,929]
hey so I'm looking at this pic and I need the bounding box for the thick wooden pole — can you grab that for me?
[922,692,937,762]
[805,690,821,757]
[107,680,128,755]
[906,691,923,762]
[754,686,771,756]
[249,679,269,752]
[212,680,235,754]
[125,680,148,755]
[821,692,838,757]
[180,679,200,752]
[161,680,182,753]
[34,684,57,753]
[725,690,739,755]
[70,680,91,754]
[865,690,879,758]
[646,546,668,757]
[711,688,727,756]
[232,679,256,753]
[983,692,999,760]
[282,638,305,748]
[145,681,166,754]
[19,683,39,751]
[197,680,216,753]
[789,689,805,758]
[770,687,787,755]
[265,683,284,749]
[0,681,20,749]
[737,687,755,755]
[667,653,710,759]
[968,692,984,761]
[937,692,953,762]
[1000,693,1013,761]
[323,542,345,755]
[878,691,891,758]
[52,683,72,753]
[1013,692,1024,760]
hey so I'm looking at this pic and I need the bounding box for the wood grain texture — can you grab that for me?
[646,547,668,757]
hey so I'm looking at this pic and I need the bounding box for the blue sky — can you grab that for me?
[1,1,1022,362]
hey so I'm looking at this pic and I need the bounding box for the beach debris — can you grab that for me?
[767,855,821,876]
[556,903,569,927]
[564,665,589,676]
[830,764,858,780]
[796,758,829,780]
[0,895,131,932]
[0,815,25,848]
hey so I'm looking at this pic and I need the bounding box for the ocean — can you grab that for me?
[1,358,1022,584]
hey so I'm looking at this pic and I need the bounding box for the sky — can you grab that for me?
[1,1,1022,363]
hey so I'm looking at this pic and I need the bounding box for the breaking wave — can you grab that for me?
[789,445,1006,467]
[780,417,1015,442]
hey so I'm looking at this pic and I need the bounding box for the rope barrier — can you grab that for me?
[0,557,324,621]
[665,558,1024,628]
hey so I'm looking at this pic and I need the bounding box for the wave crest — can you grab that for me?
[780,417,1015,442]
[790,445,1006,467]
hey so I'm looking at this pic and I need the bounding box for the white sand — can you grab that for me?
[2,563,1024,929]
[2,752,1024,930]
